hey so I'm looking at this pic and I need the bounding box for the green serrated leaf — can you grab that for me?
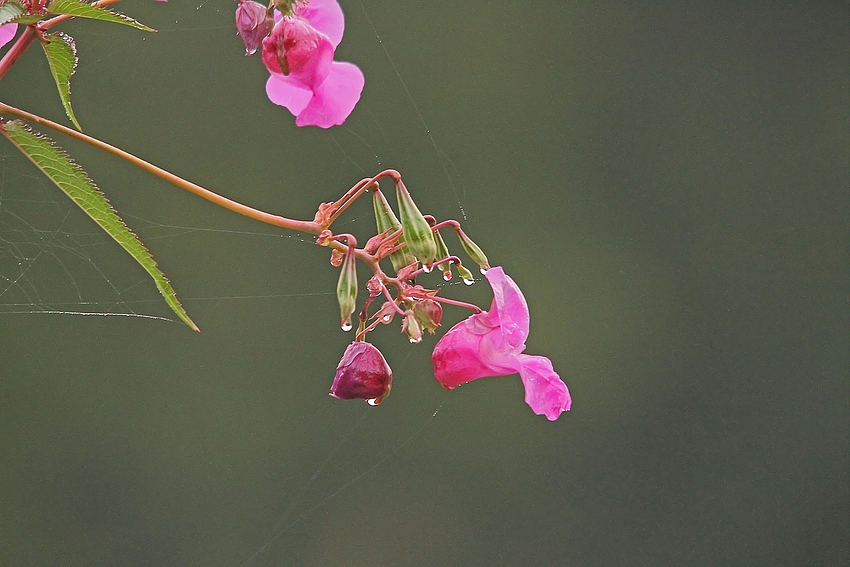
[0,1,24,25]
[46,0,155,32]
[41,32,81,132]
[0,119,199,332]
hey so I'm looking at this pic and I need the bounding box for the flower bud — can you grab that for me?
[456,228,490,273]
[402,312,423,344]
[372,189,415,272]
[235,1,274,56]
[336,245,358,331]
[413,298,442,334]
[330,341,392,405]
[395,180,437,268]
[431,228,453,281]
[456,263,476,286]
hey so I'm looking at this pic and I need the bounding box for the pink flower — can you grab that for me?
[330,341,393,405]
[0,24,18,49]
[431,267,571,420]
[261,0,364,128]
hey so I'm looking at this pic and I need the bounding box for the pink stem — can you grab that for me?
[0,0,126,81]
[0,101,322,235]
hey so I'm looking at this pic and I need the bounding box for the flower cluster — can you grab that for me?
[313,170,571,421]
[235,0,364,128]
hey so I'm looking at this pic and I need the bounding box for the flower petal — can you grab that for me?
[296,0,344,48]
[265,73,313,116]
[517,354,571,420]
[0,24,18,50]
[431,307,518,389]
[294,61,364,128]
[485,267,530,353]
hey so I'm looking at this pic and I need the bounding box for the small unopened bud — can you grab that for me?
[372,189,416,272]
[402,312,423,343]
[235,1,274,56]
[456,263,476,285]
[395,180,437,268]
[330,342,392,405]
[431,228,452,281]
[336,245,358,331]
[456,228,490,273]
[413,299,442,334]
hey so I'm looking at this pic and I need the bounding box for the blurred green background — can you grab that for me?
[0,1,847,565]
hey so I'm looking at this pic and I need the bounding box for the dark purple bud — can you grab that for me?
[235,1,274,56]
[330,342,393,405]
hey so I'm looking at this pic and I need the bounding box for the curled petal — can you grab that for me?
[294,61,364,128]
[485,267,529,353]
[517,354,571,420]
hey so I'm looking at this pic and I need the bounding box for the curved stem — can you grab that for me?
[0,101,322,235]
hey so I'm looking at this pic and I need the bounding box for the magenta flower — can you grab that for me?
[261,0,364,128]
[431,267,571,420]
[0,24,18,49]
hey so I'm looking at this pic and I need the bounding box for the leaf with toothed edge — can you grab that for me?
[46,0,155,32]
[0,2,25,25]
[41,32,81,131]
[0,119,200,331]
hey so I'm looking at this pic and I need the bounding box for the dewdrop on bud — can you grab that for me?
[336,245,358,331]
[330,342,392,405]
[395,180,437,267]
[456,228,490,274]
[457,263,475,285]
[402,312,423,344]
[430,225,453,282]
[235,1,274,56]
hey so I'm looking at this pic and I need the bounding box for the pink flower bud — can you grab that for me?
[235,1,274,56]
[330,342,393,405]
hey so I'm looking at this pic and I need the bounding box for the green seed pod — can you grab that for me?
[457,228,490,273]
[395,180,437,268]
[336,246,358,331]
[456,263,476,286]
[372,189,415,272]
[432,227,453,281]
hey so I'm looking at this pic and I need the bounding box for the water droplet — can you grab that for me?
[422,264,433,273]
[341,320,353,332]
[409,336,422,344]
[479,266,489,275]
[367,398,380,406]
[382,314,392,323]
[443,271,452,281]
[462,276,475,286]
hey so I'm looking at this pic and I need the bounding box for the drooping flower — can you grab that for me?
[261,0,364,128]
[431,267,571,420]
[0,24,18,50]
[330,341,392,405]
